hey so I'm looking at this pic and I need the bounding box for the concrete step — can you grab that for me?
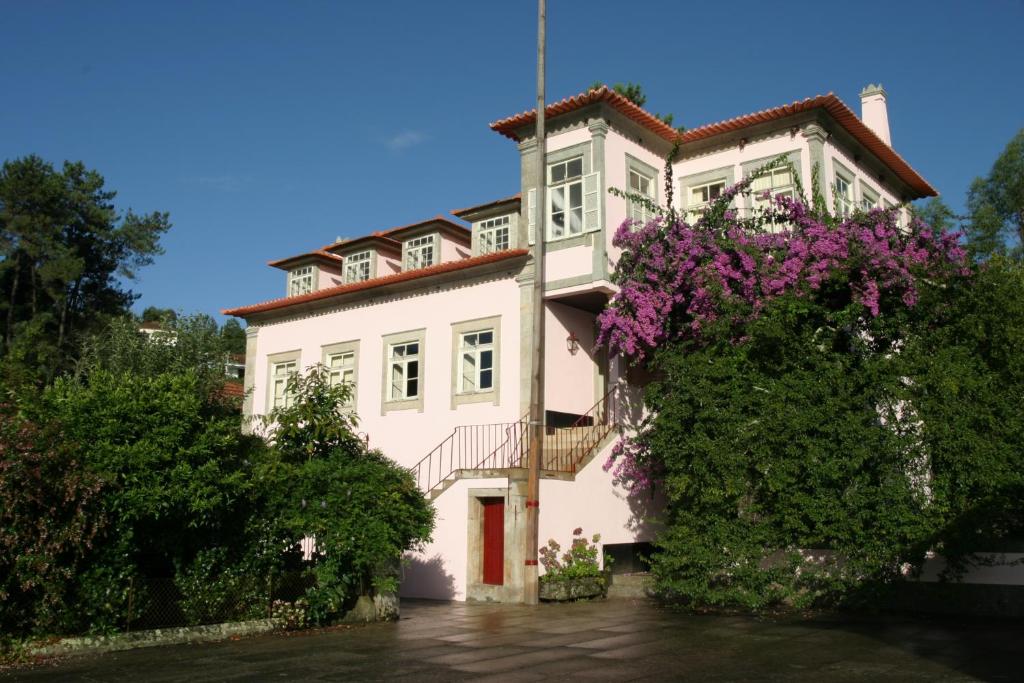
[606,573,655,600]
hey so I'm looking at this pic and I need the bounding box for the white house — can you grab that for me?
[223,84,936,603]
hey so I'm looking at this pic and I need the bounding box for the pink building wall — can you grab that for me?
[251,275,523,468]
[317,264,343,290]
[439,234,471,263]
[543,301,598,416]
[375,251,402,277]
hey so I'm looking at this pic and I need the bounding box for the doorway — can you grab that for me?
[481,497,504,585]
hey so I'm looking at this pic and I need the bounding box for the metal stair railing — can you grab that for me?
[544,386,620,473]
[409,414,530,495]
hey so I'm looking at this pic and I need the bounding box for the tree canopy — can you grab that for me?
[965,129,1023,259]
[0,155,170,384]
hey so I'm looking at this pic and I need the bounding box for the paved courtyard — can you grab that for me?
[6,598,1021,681]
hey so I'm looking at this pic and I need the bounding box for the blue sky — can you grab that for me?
[2,0,1021,322]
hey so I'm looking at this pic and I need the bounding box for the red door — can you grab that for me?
[482,498,504,585]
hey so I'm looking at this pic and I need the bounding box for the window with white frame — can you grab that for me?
[457,329,494,394]
[834,172,854,217]
[860,186,879,212]
[271,360,297,409]
[288,266,314,296]
[628,168,655,226]
[326,350,356,406]
[548,157,584,239]
[343,251,372,283]
[478,216,510,254]
[404,235,435,270]
[688,179,726,216]
[388,341,420,401]
[751,166,796,229]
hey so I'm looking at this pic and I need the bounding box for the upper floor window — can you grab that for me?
[405,235,435,270]
[687,179,726,219]
[388,341,420,401]
[288,266,314,297]
[751,167,796,230]
[326,350,356,407]
[860,186,879,212]
[457,330,494,394]
[835,172,854,217]
[478,216,511,254]
[344,250,372,283]
[271,360,297,409]
[628,169,655,226]
[548,157,584,239]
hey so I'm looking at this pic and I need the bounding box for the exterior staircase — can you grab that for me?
[410,387,621,500]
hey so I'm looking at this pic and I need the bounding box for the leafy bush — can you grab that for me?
[539,528,604,582]
[0,405,106,635]
[271,599,309,630]
[262,364,434,624]
[601,159,1023,609]
[174,548,268,625]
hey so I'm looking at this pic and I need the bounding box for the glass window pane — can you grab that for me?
[569,182,582,209]
[407,378,418,398]
[480,349,492,370]
[550,163,565,183]
[407,343,418,356]
[567,158,583,178]
[569,208,583,233]
[407,359,418,380]
[479,331,493,345]
[480,369,492,390]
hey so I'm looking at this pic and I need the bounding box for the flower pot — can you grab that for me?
[538,574,607,602]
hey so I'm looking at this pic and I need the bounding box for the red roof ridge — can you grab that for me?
[266,249,344,268]
[224,249,529,317]
[490,85,681,143]
[491,86,935,198]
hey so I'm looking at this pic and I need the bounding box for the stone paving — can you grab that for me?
[6,598,1022,681]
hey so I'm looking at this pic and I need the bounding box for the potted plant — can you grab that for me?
[538,528,610,601]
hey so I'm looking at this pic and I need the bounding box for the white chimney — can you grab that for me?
[860,84,891,146]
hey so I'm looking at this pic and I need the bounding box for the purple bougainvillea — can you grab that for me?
[599,178,968,497]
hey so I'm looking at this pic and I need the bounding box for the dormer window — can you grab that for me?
[288,266,314,296]
[344,250,372,283]
[478,216,511,254]
[405,235,436,270]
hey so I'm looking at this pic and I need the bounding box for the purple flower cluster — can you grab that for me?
[597,191,967,362]
[598,188,967,497]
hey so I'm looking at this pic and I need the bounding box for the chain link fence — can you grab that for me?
[124,571,313,632]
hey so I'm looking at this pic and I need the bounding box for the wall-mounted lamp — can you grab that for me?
[566,331,580,355]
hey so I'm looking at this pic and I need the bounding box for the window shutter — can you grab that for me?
[583,172,601,232]
[527,188,537,245]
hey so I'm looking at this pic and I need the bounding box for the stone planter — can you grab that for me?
[538,573,608,602]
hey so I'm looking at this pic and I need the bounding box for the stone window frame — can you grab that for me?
[544,141,596,245]
[832,159,856,217]
[679,164,735,217]
[741,149,802,226]
[859,182,880,211]
[321,339,360,410]
[342,250,374,283]
[625,154,659,227]
[474,214,517,256]
[266,349,301,413]
[287,265,316,297]
[450,315,501,409]
[381,328,426,414]
[402,233,439,271]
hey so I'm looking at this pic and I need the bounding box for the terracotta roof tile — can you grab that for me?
[451,193,522,218]
[491,87,936,198]
[224,249,529,317]
[221,381,245,398]
[267,249,345,270]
